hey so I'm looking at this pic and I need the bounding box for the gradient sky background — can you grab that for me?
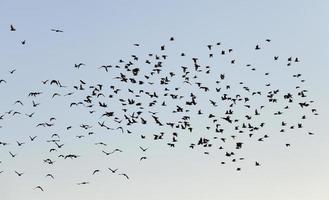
[0,0,329,200]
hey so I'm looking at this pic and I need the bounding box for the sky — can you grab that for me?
[0,0,329,200]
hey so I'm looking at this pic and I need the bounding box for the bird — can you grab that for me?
[52,93,61,98]
[51,28,63,32]
[140,156,147,161]
[92,169,100,175]
[77,182,89,185]
[15,171,24,176]
[46,174,54,179]
[25,112,35,118]
[108,168,118,173]
[74,63,85,69]
[9,69,16,74]
[16,141,25,146]
[102,150,112,155]
[95,142,107,146]
[139,146,148,152]
[34,186,44,191]
[14,100,23,106]
[29,136,37,141]
[42,80,49,85]
[9,152,17,158]
[10,24,16,31]
[118,173,129,180]
[99,65,111,72]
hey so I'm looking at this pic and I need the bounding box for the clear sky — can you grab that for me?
[0,0,329,200]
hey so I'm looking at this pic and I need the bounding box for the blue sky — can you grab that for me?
[0,0,328,199]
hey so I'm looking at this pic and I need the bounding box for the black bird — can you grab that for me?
[95,142,107,146]
[108,168,118,173]
[77,182,89,185]
[46,174,54,179]
[99,65,111,72]
[9,152,17,158]
[51,28,63,32]
[74,63,85,69]
[118,173,129,180]
[16,141,25,146]
[10,25,16,31]
[15,171,23,176]
[29,136,37,141]
[140,156,147,161]
[35,186,44,191]
[92,169,100,175]
[14,100,23,106]
[25,112,35,118]
[102,150,112,155]
[139,146,148,152]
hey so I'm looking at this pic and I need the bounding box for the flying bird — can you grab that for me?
[34,186,44,191]
[51,28,63,32]
[108,168,118,173]
[118,173,129,180]
[10,24,16,31]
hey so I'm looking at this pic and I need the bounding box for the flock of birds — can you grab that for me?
[0,24,318,192]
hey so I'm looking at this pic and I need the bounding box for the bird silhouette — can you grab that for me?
[140,156,147,161]
[10,25,16,31]
[15,171,23,176]
[139,146,148,152]
[35,186,44,191]
[77,181,89,185]
[92,169,100,175]
[9,152,17,158]
[51,28,63,32]
[45,174,54,179]
[74,63,85,69]
[108,168,118,173]
[118,173,129,180]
